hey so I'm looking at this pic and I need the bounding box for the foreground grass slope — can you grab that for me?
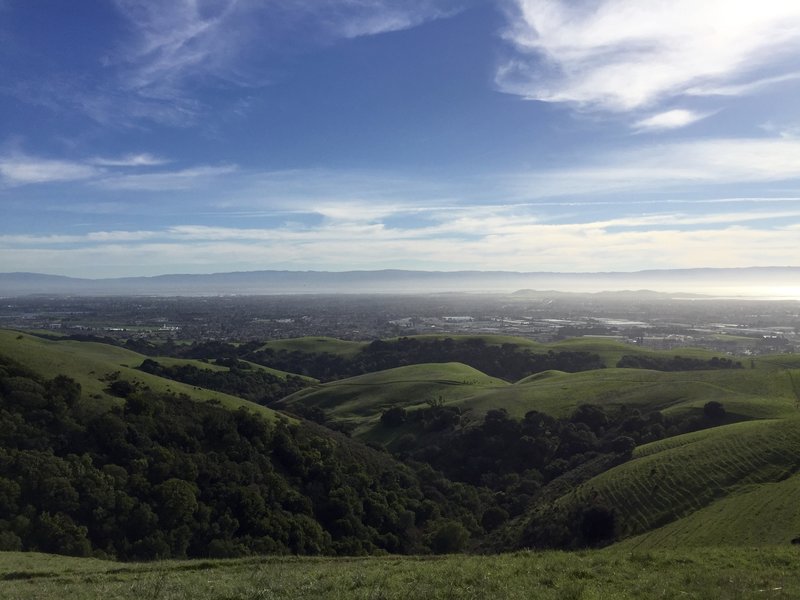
[2,547,799,600]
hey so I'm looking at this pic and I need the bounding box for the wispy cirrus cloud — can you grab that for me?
[2,218,798,277]
[94,0,462,126]
[0,154,102,185]
[508,137,800,198]
[498,0,800,127]
[4,1,461,128]
[96,164,238,191]
[0,150,229,191]
[4,204,799,249]
[89,153,169,167]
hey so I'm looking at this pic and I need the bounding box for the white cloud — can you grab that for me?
[95,164,238,191]
[101,0,458,125]
[2,221,798,278]
[113,0,241,95]
[761,121,800,140]
[90,153,169,167]
[0,151,227,189]
[332,1,456,38]
[633,109,709,132]
[686,72,800,97]
[3,198,799,278]
[509,138,800,198]
[0,154,101,185]
[499,0,800,112]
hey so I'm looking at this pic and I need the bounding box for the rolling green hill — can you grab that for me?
[281,361,798,444]
[0,344,500,560]
[520,416,800,548]
[277,362,508,439]
[0,329,278,418]
[268,334,800,550]
[258,336,366,358]
[620,471,800,549]
[461,366,798,421]
[6,327,800,557]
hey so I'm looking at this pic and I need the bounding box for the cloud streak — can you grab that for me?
[499,0,800,115]
[2,222,797,278]
[633,109,710,132]
[0,154,102,185]
[509,138,800,198]
[97,0,460,126]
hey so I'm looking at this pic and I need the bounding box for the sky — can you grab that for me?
[1,0,800,278]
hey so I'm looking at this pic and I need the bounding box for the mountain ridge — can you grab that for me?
[1,266,798,296]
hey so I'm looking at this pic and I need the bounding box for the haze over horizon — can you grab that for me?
[2,1,800,278]
[2,267,799,300]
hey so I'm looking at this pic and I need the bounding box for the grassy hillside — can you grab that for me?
[277,362,508,438]
[547,338,722,367]
[0,329,278,418]
[285,363,797,440]
[155,357,318,383]
[262,333,734,369]
[461,367,799,421]
[259,336,366,358]
[2,547,799,600]
[620,471,800,550]
[385,333,544,349]
[6,328,800,557]
[531,417,800,545]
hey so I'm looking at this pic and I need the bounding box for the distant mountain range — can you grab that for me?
[0,267,798,297]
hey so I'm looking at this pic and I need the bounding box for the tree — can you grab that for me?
[381,407,407,427]
[579,505,615,546]
[703,401,726,420]
[430,520,470,554]
[481,507,509,532]
[610,436,636,458]
[155,479,199,527]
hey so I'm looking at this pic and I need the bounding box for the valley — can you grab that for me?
[1,293,800,598]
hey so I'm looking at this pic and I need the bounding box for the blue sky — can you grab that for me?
[2,0,800,277]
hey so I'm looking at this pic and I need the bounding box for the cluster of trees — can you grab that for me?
[0,354,497,559]
[380,400,730,541]
[246,338,605,382]
[617,354,743,371]
[137,359,309,406]
[395,406,638,522]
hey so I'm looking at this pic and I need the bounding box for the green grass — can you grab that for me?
[148,356,318,383]
[258,336,366,358]
[3,547,800,599]
[547,337,733,368]
[756,354,800,370]
[239,360,319,383]
[277,353,799,443]
[257,333,733,370]
[460,367,799,421]
[384,333,545,348]
[621,471,800,550]
[277,362,508,439]
[553,417,800,540]
[0,329,279,420]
